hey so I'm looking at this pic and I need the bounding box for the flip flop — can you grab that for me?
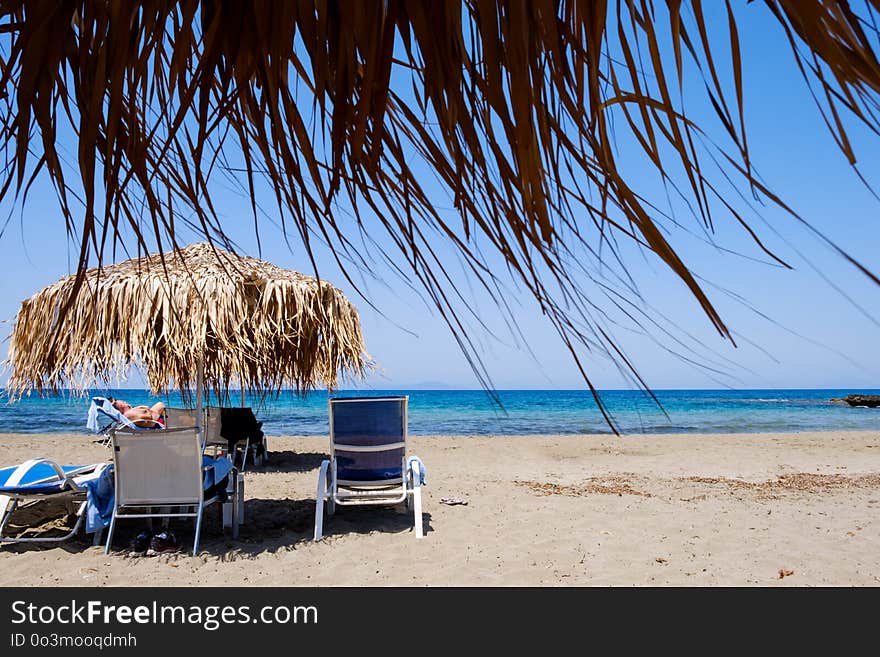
[440,496,468,506]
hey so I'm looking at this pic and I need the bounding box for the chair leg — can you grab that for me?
[237,473,246,525]
[193,505,204,556]
[222,473,236,529]
[314,460,330,541]
[327,460,336,516]
[71,499,103,547]
[0,499,19,542]
[410,460,424,539]
[104,512,118,555]
[240,439,250,473]
[231,475,240,540]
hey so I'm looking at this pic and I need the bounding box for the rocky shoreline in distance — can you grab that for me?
[831,394,880,408]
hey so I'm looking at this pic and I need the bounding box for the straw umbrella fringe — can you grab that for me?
[6,243,371,400]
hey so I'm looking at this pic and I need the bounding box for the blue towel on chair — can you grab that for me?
[203,456,233,489]
[80,465,116,534]
[408,456,427,486]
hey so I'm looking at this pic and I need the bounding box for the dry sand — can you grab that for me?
[0,430,878,586]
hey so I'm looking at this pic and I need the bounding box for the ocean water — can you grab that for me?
[1,388,878,436]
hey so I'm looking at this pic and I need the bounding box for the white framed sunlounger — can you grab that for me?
[314,396,425,540]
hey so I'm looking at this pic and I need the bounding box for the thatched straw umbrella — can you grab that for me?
[5,243,371,421]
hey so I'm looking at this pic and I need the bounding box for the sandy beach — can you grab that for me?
[0,430,878,587]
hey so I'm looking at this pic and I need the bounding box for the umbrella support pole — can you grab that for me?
[195,356,204,450]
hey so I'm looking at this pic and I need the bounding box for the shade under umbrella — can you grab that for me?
[6,242,370,400]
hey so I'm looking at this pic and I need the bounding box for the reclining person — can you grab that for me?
[109,398,166,428]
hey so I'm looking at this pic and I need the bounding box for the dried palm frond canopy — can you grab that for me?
[6,242,370,398]
[0,2,879,420]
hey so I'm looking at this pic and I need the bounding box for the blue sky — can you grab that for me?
[1,4,878,392]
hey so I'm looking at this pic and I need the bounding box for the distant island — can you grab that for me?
[831,394,880,408]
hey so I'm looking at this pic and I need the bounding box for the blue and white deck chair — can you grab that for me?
[314,396,425,540]
[0,459,110,545]
[104,427,239,556]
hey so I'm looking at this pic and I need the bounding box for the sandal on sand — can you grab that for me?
[440,497,468,506]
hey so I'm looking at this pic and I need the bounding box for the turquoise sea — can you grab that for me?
[1,388,878,436]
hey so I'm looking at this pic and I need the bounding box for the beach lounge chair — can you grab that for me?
[214,407,267,472]
[314,396,425,540]
[163,406,200,429]
[150,406,246,527]
[0,459,110,546]
[103,427,240,556]
[171,406,265,471]
[87,396,164,446]
[164,406,212,449]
